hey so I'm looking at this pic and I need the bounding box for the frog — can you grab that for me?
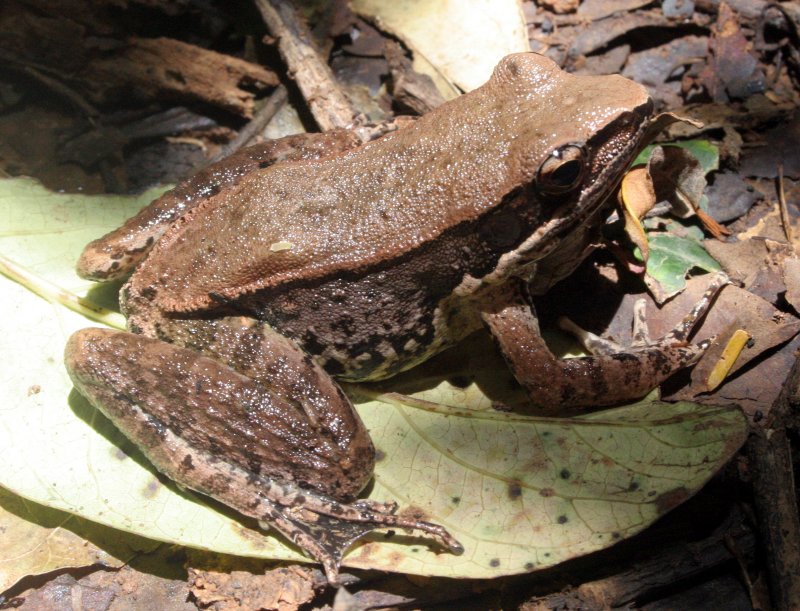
[64,53,725,584]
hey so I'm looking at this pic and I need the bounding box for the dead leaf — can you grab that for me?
[705,171,759,223]
[619,166,656,261]
[649,145,705,218]
[0,486,151,593]
[705,238,796,305]
[189,565,316,611]
[740,115,800,180]
[577,0,652,21]
[622,36,708,109]
[783,258,800,315]
[699,2,766,102]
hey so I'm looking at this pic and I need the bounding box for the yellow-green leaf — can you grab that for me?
[0,486,156,592]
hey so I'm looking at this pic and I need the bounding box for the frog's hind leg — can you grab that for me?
[65,320,462,584]
[481,272,728,411]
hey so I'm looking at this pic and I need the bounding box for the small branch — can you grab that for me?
[0,255,125,329]
[777,163,793,245]
[749,350,800,610]
[253,0,359,131]
[210,85,288,163]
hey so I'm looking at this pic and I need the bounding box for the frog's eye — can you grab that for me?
[536,144,586,195]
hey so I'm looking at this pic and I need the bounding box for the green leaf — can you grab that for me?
[634,139,719,174]
[0,177,746,579]
[646,233,722,298]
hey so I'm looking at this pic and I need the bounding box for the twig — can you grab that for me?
[777,162,793,245]
[210,85,288,163]
[253,0,359,131]
[749,350,800,610]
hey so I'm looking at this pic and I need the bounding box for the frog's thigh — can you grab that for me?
[158,316,362,435]
[480,284,703,411]
[65,324,373,500]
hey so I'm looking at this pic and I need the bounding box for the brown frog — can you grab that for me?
[65,53,723,583]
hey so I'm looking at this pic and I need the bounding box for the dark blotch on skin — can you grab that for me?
[525,562,535,570]
[302,329,326,355]
[559,468,571,480]
[557,515,568,524]
[490,558,501,568]
[323,358,345,376]
[507,480,522,499]
[375,449,387,462]
[628,481,639,491]
[452,496,461,504]
[181,454,194,470]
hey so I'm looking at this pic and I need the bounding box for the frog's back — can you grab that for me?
[134,53,646,314]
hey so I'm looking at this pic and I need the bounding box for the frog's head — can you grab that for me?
[479,53,653,282]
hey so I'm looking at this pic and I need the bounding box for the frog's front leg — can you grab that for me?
[64,322,462,584]
[481,274,728,411]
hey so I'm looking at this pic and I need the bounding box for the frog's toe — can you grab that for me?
[263,495,462,585]
[558,271,729,361]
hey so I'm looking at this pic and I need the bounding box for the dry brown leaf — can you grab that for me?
[618,166,656,261]
[189,565,316,611]
[782,257,800,315]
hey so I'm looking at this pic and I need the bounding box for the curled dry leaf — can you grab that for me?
[618,166,656,262]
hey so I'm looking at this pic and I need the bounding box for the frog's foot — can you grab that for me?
[482,272,729,410]
[559,271,730,363]
[261,493,463,585]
